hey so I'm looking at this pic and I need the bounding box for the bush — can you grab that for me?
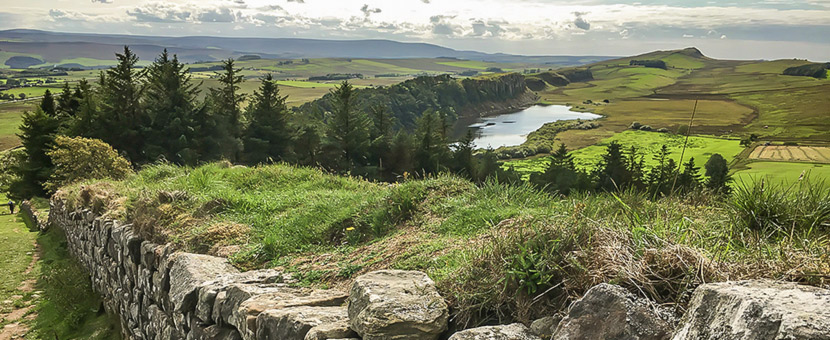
[45,136,133,191]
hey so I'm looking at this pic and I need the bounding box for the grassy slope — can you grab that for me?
[60,162,830,326]
[734,161,830,184]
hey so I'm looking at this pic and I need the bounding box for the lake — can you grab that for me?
[459,105,602,148]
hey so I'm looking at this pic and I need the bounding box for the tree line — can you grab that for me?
[5,46,731,200]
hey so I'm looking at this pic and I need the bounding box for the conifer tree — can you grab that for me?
[325,81,371,170]
[452,130,476,179]
[595,141,630,191]
[98,46,147,162]
[531,143,581,194]
[242,74,290,164]
[676,157,702,192]
[144,50,200,164]
[209,58,246,161]
[368,105,396,177]
[414,110,447,174]
[12,108,60,198]
[387,131,415,179]
[56,82,81,118]
[40,89,56,117]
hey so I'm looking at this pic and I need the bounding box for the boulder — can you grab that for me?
[348,270,449,340]
[553,283,671,340]
[304,319,358,340]
[530,316,562,339]
[672,280,830,340]
[168,253,239,313]
[256,306,349,340]
[449,323,541,340]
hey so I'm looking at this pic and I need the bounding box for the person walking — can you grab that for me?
[8,200,14,214]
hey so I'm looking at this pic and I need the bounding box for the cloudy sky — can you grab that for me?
[1,0,829,60]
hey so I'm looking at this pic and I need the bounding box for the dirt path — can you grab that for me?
[0,242,40,340]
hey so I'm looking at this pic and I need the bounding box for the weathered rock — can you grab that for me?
[256,306,349,340]
[195,269,290,323]
[449,323,540,340]
[672,280,830,340]
[304,319,358,340]
[553,283,671,340]
[529,316,562,339]
[168,253,239,313]
[348,270,449,340]
[232,288,348,340]
[187,323,243,340]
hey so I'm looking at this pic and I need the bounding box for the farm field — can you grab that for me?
[0,101,34,150]
[749,145,830,163]
[505,130,743,176]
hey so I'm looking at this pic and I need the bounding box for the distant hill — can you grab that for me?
[0,29,613,66]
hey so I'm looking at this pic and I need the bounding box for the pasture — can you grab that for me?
[734,161,830,185]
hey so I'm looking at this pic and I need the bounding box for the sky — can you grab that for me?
[1,0,829,60]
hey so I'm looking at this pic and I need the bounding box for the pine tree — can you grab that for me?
[242,74,290,164]
[56,82,81,118]
[325,81,371,170]
[452,130,476,179]
[64,79,97,138]
[368,105,396,177]
[143,50,200,164]
[531,143,580,194]
[13,108,60,198]
[98,46,147,162]
[595,141,630,191]
[704,153,731,193]
[388,131,415,179]
[40,89,56,117]
[292,123,322,166]
[676,157,702,192]
[414,110,447,174]
[208,58,246,161]
[626,146,645,189]
[646,145,672,194]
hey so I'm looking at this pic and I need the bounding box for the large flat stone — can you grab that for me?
[231,287,348,340]
[449,323,541,340]
[348,270,449,340]
[256,306,349,340]
[168,253,239,313]
[672,280,830,340]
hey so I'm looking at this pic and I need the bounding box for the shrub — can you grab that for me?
[45,136,133,191]
[731,178,830,234]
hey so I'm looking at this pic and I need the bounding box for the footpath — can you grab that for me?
[0,197,40,340]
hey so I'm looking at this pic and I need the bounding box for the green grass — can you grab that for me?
[275,80,341,88]
[28,227,122,340]
[0,101,34,150]
[0,195,38,321]
[734,161,830,185]
[506,130,745,176]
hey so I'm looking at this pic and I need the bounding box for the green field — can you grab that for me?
[0,101,34,150]
[734,161,830,185]
[505,130,744,176]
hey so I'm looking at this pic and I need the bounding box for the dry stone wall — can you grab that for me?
[48,199,356,340]
[48,197,830,340]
